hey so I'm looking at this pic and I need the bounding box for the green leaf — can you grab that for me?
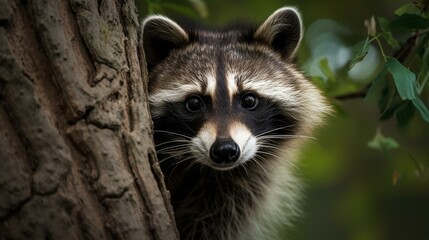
[161,3,199,18]
[377,82,402,122]
[380,97,402,121]
[395,100,415,128]
[368,128,399,150]
[392,171,401,186]
[187,0,208,18]
[389,14,429,30]
[417,47,429,93]
[377,17,400,49]
[310,76,329,91]
[412,97,429,123]
[318,58,336,83]
[381,31,401,50]
[348,37,370,70]
[378,17,390,30]
[365,67,387,100]
[386,57,417,100]
[394,3,421,16]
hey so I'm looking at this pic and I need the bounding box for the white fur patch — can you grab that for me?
[226,72,239,101]
[150,74,218,118]
[229,122,258,163]
[190,121,257,169]
[241,76,300,107]
[190,122,216,165]
[240,69,332,132]
[205,74,217,98]
[149,83,201,118]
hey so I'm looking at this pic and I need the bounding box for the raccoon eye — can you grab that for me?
[240,93,258,110]
[185,96,205,113]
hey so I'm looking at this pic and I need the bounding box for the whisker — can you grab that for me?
[157,149,189,157]
[255,126,295,138]
[256,145,287,155]
[256,149,283,160]
[157,144,190,153]
[238,161,250,177]
[157,151,188,158]
[158,155,180,164]
[154,130,193,140]
[257,149,299,171]
[158,150,193,164]
[168,110,197,136]
[251,156,269,174]
[258,134,316,141]
[263,135,328,151]
[155,139,190,148]
[184,159,200,172]
[174,157,194,168]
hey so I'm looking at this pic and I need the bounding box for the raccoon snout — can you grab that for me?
[209,138,240,164]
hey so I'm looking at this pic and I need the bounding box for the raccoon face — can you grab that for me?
[143,8,328,171]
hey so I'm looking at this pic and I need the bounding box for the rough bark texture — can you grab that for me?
[0,0,178,239]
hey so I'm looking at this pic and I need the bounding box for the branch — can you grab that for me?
[393,33,418,62]
[335,86,369,100]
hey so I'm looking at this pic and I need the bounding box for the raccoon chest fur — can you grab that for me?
[142,6,330,240]
[165,165,269,240]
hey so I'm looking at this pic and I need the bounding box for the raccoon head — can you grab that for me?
[142,7,329,171]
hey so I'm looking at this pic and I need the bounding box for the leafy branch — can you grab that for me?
[325,0,429,184]
[333,0,429,127]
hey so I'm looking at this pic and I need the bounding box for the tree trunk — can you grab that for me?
[0,0,178,239]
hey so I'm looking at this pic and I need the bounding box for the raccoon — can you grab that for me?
[142,7,330,240]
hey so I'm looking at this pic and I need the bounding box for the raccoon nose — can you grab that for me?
[210,139,240,164]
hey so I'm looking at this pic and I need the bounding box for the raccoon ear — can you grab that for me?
[254,7,303,60]
[142,15,189,67]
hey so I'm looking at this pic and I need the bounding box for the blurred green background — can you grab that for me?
[136,0,429,239]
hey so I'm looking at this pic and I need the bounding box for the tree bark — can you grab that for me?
[0,0,178,239]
